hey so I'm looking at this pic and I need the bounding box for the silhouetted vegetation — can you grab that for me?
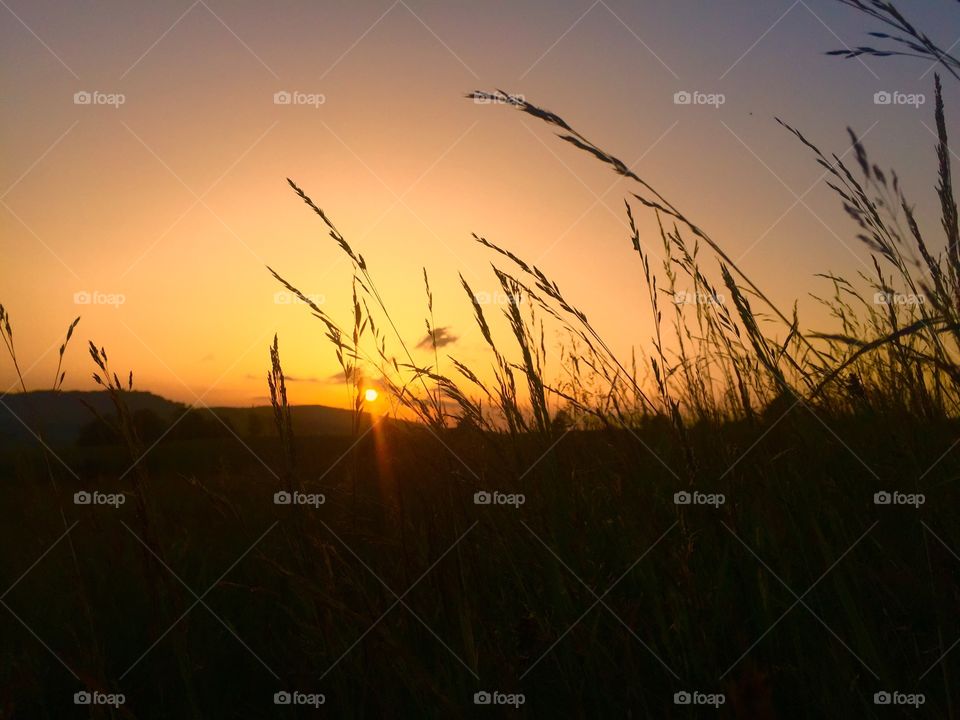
[2,2,960,718]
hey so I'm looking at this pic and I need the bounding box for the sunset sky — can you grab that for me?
[1,0,954,407]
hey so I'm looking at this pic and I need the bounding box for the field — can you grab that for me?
[2,413,960,717]
[5,1,960,717]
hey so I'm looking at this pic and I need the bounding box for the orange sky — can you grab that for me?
[1,0,954,407]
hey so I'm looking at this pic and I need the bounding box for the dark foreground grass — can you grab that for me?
[2,410,959,718]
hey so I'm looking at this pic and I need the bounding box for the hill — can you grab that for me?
[0,390,382,448]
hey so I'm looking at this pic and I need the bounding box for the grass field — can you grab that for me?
[2,413,959,717]
[4,1,960,717]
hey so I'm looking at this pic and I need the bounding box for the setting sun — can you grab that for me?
[364,388,379,403]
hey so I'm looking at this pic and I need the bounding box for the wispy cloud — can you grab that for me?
[417,326,458,350]
[245,373,322,383]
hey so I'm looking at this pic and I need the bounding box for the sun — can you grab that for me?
[364,388,379,403]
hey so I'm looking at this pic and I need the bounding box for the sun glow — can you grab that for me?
[364,388,379,403]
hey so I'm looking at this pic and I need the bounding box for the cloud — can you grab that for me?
[324,368,362,384]
[324,370,388,393]
[245,373,321,383]
[417,326,458,350]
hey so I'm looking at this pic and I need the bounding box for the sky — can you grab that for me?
[1,0,957,408]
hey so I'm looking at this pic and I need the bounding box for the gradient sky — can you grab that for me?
[1,0,956,407]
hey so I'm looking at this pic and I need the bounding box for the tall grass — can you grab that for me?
[269,73,960,460]
[4,1,960,716]
[251,4,960,714]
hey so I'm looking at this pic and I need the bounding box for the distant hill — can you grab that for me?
[0,390,184,448]
[212,405,377,438]
[0,390,385,448]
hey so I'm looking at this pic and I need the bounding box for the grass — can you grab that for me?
[3,1,960,717]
